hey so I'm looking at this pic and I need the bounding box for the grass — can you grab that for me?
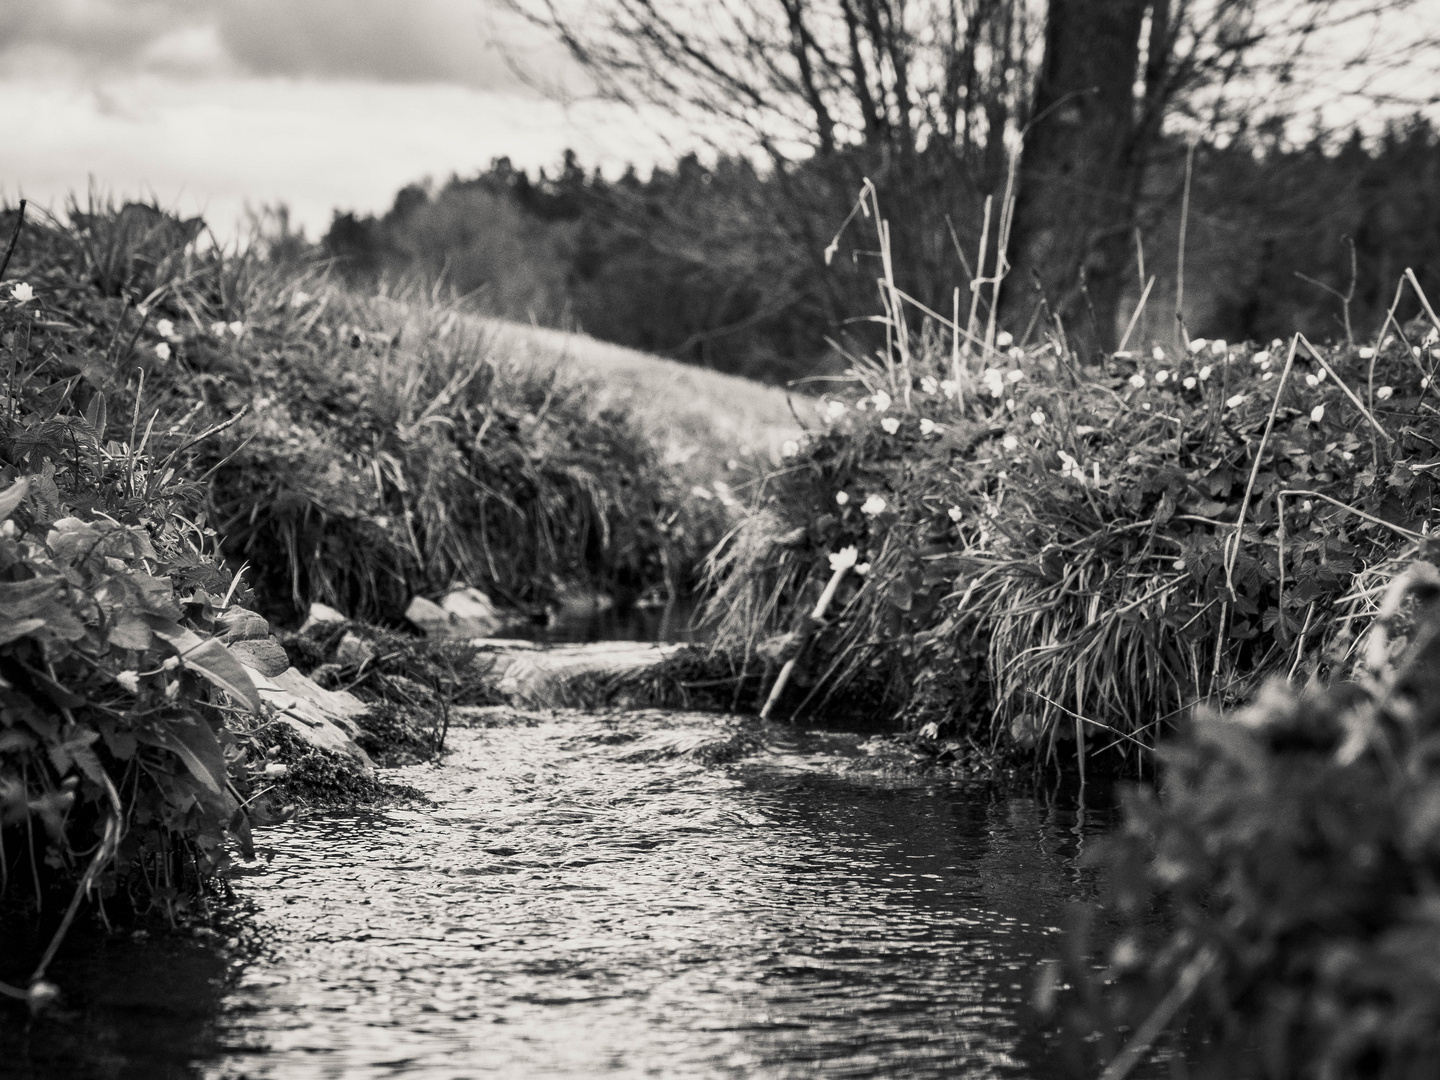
[700,184,1440,769]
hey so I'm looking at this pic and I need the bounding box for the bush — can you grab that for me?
[1046,562,1440,1079]
[703,205,1440,764]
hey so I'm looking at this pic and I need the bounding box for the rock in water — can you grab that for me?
[407,589,502,638]
[300,602,348,635]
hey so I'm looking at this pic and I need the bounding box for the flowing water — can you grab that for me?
[3,710,1119,1080]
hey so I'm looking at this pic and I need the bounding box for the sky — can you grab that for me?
[0,0,688,243]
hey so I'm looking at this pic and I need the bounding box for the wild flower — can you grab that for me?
[781,439,800,457]
[1226,393,1246,409]
[996,331,1013,348]
[940,379,958,399]
[919,418,938,435]
[1008,347,1024,360]
[229,321,245,337]
[210,320,227,336]
[1210,339,1228,356]
[156,318,176,339]
[154,342,171,361]
[920,376,938,394]
[1305,374,1319,388]
[1311,405,1325,423]
[1262,372,1273,380]
[1183,377,1197,390]
[881,417,901,434]
[1253,350,1271,365]
[9,281,34,304]
[828,545,859,571]
[1006,398,1016,411]
[861,494,887,516]
[1359,346,1376,359]
[1377,386,1395,400]
[263,763,290,779]
[872,390,892,412]
[948,506,963,522]
[854,562,870,576]
[1199,365,1213,381]
[1002,434,1019,451]
[1155,370,1170,384]
[291,290,311,307]
[115,670,140,693]
[1006,369,1023,383]
[1128,373,1147,389]
[1030,409,1046,426]
[1152,345,1166,361]
[826,399,847,420]
[1058,450,1085,481]
[835,491,850,505]
[1189,338,1208,354]
[983,368,1005,398]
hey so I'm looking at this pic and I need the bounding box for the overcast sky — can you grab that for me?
[0,0,685,242]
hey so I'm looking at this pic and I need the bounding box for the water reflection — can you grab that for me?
[1,712,1119,1079]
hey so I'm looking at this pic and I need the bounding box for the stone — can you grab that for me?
[299,602,348,635]
[216,607,272,643]
[407,589,502,639]
[334,631,376,667]
[228,637,290,678]
[439,587,502,637]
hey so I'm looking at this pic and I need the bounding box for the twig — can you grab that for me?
[1297,334,1393,444]
[1116,276,1156,356]
[1175,142,1196,352]
[0,199,26,282]
[1100,947,1217,1080]
[1226,336,1299,594]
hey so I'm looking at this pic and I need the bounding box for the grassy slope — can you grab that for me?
[472,317,809,482]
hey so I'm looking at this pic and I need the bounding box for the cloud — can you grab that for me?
[0,0,555,91]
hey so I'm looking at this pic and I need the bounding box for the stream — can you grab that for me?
[3,709,1119,1079]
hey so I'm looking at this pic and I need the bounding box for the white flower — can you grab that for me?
[1210,339,1228,356]
[861,494,887,516]
[920,376,938,394]
[919,418,938,435]
[1252,350,1271,365]
[1058,450,1083,480]
[1310,405,1325,423]
[1030,410,1046,426]
[854,562,871,576]
[10,282,34,304]
[872,390,892,412]
[881,417,900,434]
[291,290,311,307]
[1315,367,1327,383]
[1376,385,1394,400]
[1008,347,1024,360]
[155,318,175,339]
[940,379,959,399]
[115,670,140,693]
[1199,365,1213,381]
[1005,398,1016,411]
[826,399,847,420]
[947,506,963,522]
[1261,371,1273,380]
[1002,434,1019,451]
[154,341,171,361]
[1182,377,1197,390]
[1226,393,1246,409]
[1414,346,1423,358]
[828,546,859,571]
[228,320,244,337]
[995,331,1013,348]
[210,321,227,336]
[1424,377,1432,389]
[1128,373,1146,389]
[835,491,850,506]
[1173,559,1186,571]
[263,763,290,779]
[781,439,800,457]
[1427,327,1439,346]
[1152,345,1166,361]
[1188,338,1207,354]
[1007,369,1024,383]
[1305,374,1319,388]
[1342,450,1354,461]
[1358,347,1376,359]
[1155,370,1169,384]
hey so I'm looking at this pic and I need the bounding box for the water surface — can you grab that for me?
[3,711,1114,1079]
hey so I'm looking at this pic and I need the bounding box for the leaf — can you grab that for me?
[0,577,59,619]
[132,574,182,619]
[147,719,231,802]
[0,616,45,646]
[0,478,28,522]
[144,615,262,713]
[83,392,107,440]
[106,611,154,651]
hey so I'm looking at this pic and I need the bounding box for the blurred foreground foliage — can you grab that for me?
[1049,565,1440,1079]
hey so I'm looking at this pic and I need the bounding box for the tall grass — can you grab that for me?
[703,184,1440,767]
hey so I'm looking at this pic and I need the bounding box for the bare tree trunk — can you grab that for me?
[1008,0,1150,356]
